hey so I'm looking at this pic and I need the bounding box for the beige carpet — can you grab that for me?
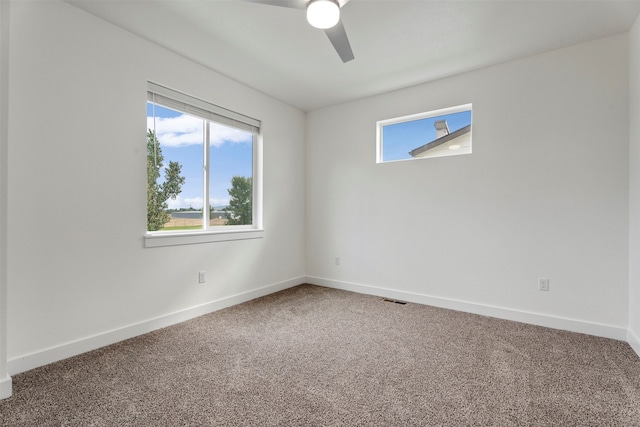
[1,284,640,426]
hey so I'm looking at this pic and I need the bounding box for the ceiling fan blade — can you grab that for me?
[324,19,354,63]
[244,0,306,10]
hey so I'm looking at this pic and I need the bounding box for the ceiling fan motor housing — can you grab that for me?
[307,0,340,29]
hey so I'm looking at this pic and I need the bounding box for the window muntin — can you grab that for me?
[376,104,472,163]
[146,83,261,237]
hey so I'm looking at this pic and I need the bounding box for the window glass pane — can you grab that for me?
[209,122,253,226]
[147,102,204,231]
[380,107,472,162]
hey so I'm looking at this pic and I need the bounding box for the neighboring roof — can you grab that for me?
[409,124,472,158]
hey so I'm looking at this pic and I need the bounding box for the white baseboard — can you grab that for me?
[0,374,11,399]
[306,276,628,341]
[7,275,635,378]
[8,277,304,376]
[627,328,640,358]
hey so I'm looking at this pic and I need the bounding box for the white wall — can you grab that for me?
[0,0,11,399]
[629,15,640,354]
[6,1,306,374]
[307,35,630,339]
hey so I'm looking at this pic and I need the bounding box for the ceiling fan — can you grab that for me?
[246,0,355,63]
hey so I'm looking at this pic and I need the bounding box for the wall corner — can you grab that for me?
[628,12,640,349]
[0,0,10,400]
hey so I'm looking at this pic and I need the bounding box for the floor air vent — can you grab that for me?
[382,298,407,305]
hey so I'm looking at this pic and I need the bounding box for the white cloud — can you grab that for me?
[209,122,252,147]
[166,195,204,210]
[147,114,252,148]
[209,197,230,207]
[165,195,229,210]
[147,115,204,148]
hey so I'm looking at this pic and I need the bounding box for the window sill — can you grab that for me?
[144,228,264,248]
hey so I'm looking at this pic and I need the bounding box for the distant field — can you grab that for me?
[161,217,228,230]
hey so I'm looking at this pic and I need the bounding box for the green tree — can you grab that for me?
[147,129,186,231]
[224,176,252,225]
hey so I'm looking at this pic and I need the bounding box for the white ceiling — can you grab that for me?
[68,0,640,112]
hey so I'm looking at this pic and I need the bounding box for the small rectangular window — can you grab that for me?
[376,104,472,163]
[146,82,261,243]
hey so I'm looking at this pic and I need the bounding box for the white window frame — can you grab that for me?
[376,103,472,163]
[144,82,263,248]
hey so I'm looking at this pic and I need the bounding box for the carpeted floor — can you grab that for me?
[1,284,640,426]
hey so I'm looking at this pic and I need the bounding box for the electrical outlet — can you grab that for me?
[198,271,206,284]
[335,257,340,266]
[538,278,549,291]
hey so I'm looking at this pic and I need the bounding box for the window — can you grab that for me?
[376,104,472,163]
[145,82,262,247]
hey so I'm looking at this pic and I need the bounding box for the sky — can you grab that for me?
[147,103,253,210]
[381,110,472,162]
